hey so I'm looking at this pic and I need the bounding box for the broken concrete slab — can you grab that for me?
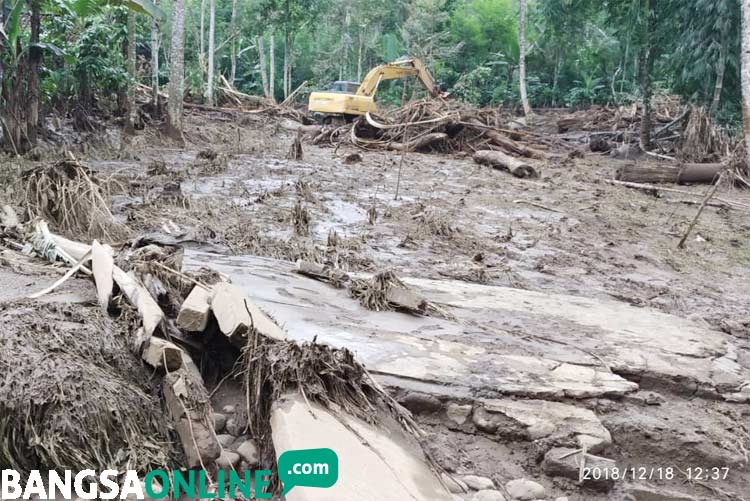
[115,268,165,341]
[184,252,749,401]
[474,398,611,453]
[270,393,453,501]
[385,286,428,312]
[141,337,183,371]
[91,240,114,312]
[176,285,213,332]
[210,282,286,344]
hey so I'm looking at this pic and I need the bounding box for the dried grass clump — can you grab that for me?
[240,337,424,479]
[294,179,316,202]
[22,159,130,241]
[727,142,750,186]
[414,210,457,238]
[193,148,229,175]
[291,199,310,236]
[286,132,303,160]
[0,301,176,473]
[349,270,406,311]
[679,106,733,162]
[224,223,322,263]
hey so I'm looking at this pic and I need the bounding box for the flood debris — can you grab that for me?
[0,301,177,472]
[473,149,539,178]
[291,198,311,236]
[192,148,229,175]
[240,336,436,487]
[349,270,429,313]
[21,159,129,240]
[286,131,304,160]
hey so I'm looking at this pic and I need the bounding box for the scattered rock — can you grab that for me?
[216,434,235,448]
[555,497,569,501]
[441,473,468,494]
[344,152,363,164]
[225,416,245,436]
[213,412,227,433]
[446,403,473,427]
[625,390,666,406]
[222,404,236,414]
[215,450,241,470]
[542,447,616,491]
[474,399,611,453]
[401,392,442,414]
[236,439,259,465]
[472,490,506,501]
[461,475,495,491]
[504,479,545,500]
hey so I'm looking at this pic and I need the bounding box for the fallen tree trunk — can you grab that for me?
[615,163,724,184]
[467,119,545,159]
[388,132,448,151]
[473,150,539,178]
[484,129,546,159]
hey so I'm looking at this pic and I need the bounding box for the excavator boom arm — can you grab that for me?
[355,58,440,98]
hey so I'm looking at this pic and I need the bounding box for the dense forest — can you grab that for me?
[2,0,750,154]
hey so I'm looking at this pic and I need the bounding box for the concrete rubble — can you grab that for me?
[5,204,749,501]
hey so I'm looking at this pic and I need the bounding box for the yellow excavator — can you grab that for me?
[308,58,441,122]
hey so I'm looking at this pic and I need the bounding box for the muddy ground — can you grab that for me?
[2,108,750,501]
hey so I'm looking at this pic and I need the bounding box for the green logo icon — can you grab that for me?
[278,448,339,495]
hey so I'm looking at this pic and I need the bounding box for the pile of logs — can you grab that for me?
[285,99,552,178]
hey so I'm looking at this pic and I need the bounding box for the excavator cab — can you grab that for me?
[329,81,361,94]
[308,58,441,123]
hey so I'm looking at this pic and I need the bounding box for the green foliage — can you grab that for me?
[2,0,748,135]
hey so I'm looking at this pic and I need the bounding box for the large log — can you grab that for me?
[484,129,546,159]
[388,132,448,151]
[473,150,539,178]
[615,163,724,185]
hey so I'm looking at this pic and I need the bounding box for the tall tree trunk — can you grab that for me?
[166,0,186,141]
[117,11,128,115]
[551,50,561,107]
[151,3,159,110]
[638,0,653,150]
[27,0,41,145]
[205,0,215,105]
[229,0,238,84]
[743,0,750,161]
[710,22,729,116]
[518,0,531,116]
[200,0,206,79]
[125,10,137,135]
[357,32,363,82]
[283,0,290,97]
[283,29,290,98]
[257,36,270,98]
[269,31,276,102]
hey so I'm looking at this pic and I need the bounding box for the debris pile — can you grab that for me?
[0,300,177,472]
[307,99,552,177]
[3,217,447,496]
[21,158,130,240]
